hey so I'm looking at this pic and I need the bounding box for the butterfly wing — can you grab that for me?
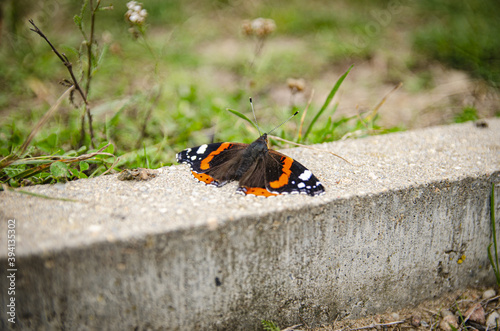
[176,142,247,186]
[236,149,325,196]
[264,150,325,196]
[178,140,325,196]
[236,156,276,196]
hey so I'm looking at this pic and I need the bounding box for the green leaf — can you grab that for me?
[107,105,125,129]
[92,44,108,76]
[77,145,88,154]
[3,165,26,178]
[227,108,259,131]
[261,320,280,331]
[37,132,59,153]
[98,141,109,149]
[302,64,353,142]
[73,15,82,28]
[50,161,69,178]
[94,142,115,159]
[97,141,114,154]
[8,179,19,188]
[75,0,89,37]
[104,143,114,155]
[69,168,79,178]
[64,149,78,157]
[79,161,90,171]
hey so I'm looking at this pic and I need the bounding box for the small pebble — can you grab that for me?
[411,315,421,327]
[483,288,497,300]
[388,312,400,322]
[441,309,453,317]
[440,315,458,331]
[486,311,500,328]
[465,303,485,325]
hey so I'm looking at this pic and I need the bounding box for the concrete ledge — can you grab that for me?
[1,119,500,329]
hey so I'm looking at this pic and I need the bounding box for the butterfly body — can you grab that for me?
[176,134,325,197]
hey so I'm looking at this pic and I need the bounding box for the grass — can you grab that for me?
[261,319,280,331]
[0,0,498,188]
[413,0,500,88]
[454,106,479,123]
[488,183,500,287]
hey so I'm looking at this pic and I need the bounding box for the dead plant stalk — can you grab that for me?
[29,19,95,148]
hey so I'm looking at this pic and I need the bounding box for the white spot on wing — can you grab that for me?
[197,144,208,154]
[299,170,312,181]
[297,182,306,189]
[191,155,197,161]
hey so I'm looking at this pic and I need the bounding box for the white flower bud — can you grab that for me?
[251,18,264,32]
[129,13,139,23]
[126,1,136,10]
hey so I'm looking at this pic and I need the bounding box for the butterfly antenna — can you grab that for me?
[249,97,262,136]
[267,110,299,135]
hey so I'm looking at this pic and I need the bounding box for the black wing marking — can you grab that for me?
[176,142,248,186]
[265,150,325,196]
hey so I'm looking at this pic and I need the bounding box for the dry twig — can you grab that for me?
[268,135,353,166]
[282,324,302,331]
[335,319,406,331]
[20,86,75,155]
[29,19,95,148]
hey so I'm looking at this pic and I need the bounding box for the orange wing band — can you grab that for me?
[241,187,277,197]
[269,157,293,189]
[192,171,215,184]
[200,143,232,170]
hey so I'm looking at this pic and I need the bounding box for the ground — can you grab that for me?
[308,287,499,330]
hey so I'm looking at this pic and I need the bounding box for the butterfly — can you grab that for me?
[176,100,325,197]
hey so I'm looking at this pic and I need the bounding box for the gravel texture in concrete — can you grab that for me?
[0,119,499,329]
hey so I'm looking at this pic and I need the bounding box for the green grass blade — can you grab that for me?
[491,182,500,285]
[143,143,150,169]
[227,108,259,131]
[301,64,353,143]
[4,187,80,202]
[10,159,53,165]
[488,244,500,285]
[11,164,51,180]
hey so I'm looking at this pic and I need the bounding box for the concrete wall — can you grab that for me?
[1,119,499,330]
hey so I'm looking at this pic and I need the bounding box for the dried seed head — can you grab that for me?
[287,78,306,93]
[241,18,276,37]
[241,20,253,36]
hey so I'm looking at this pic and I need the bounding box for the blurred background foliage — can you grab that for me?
[0,0,499,185]
[413,0,500,86]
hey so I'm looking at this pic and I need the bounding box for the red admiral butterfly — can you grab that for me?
[176,101,325,197]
